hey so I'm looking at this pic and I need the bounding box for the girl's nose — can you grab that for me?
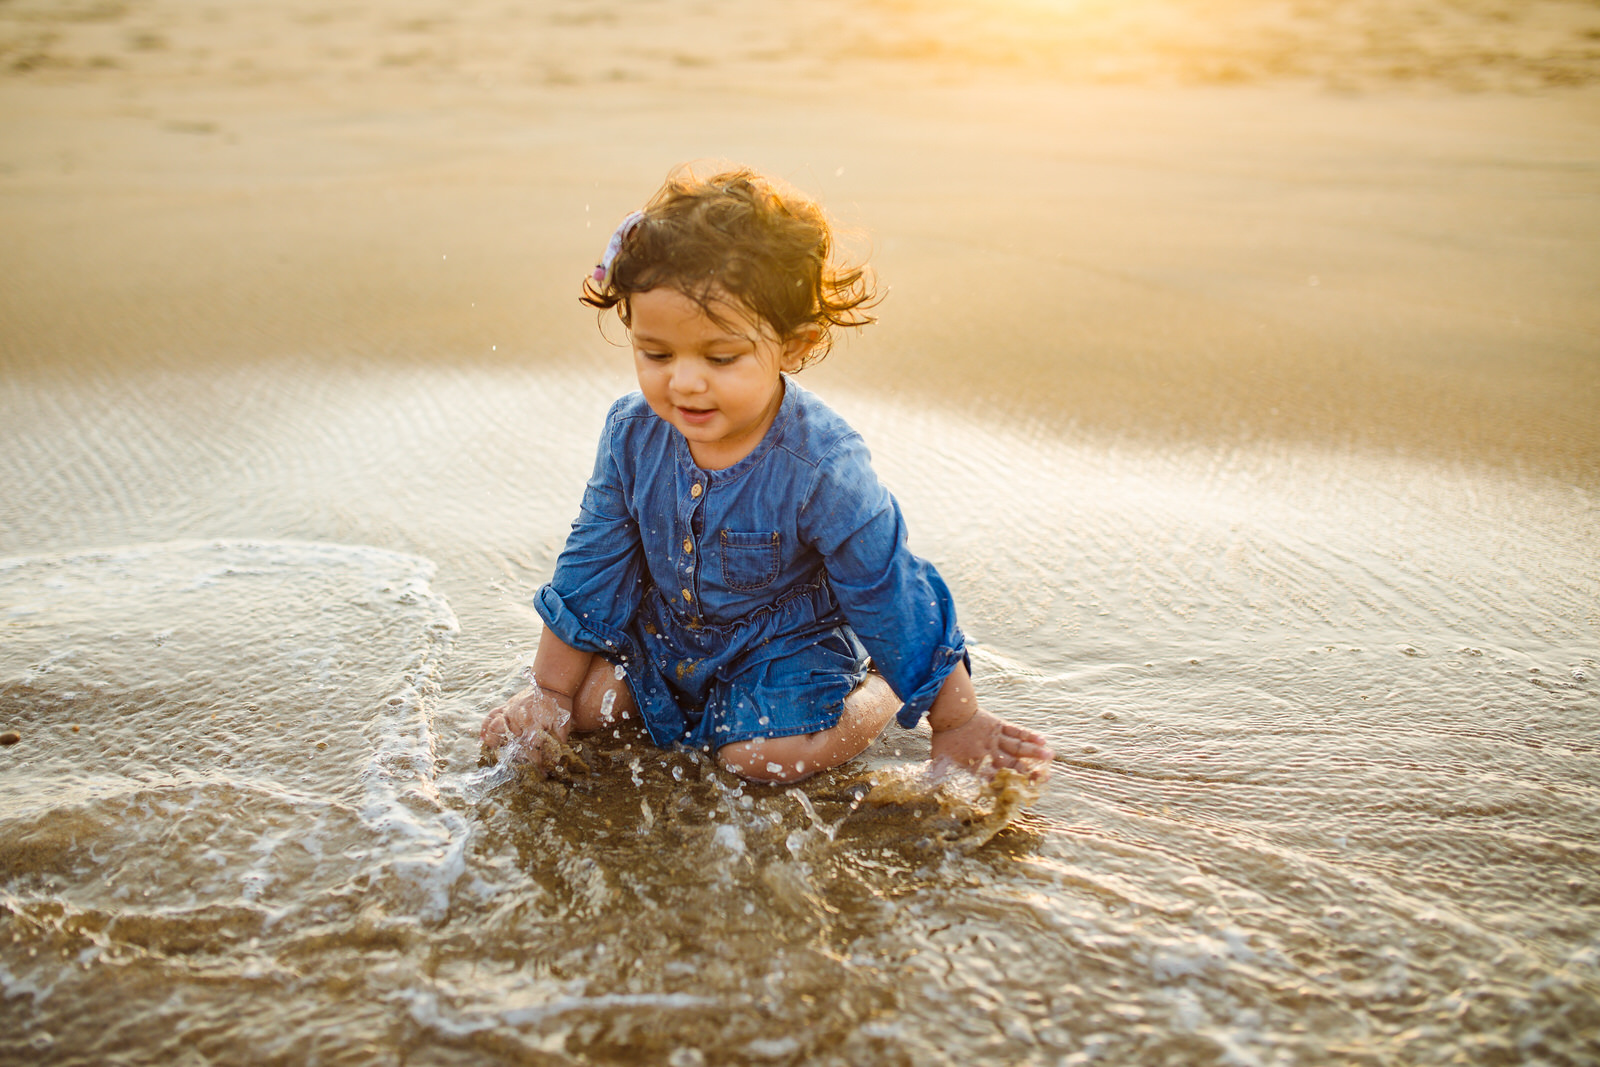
[670,360,707,393]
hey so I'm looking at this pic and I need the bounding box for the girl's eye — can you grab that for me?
[640,350,670,362]
[707,354,740,367]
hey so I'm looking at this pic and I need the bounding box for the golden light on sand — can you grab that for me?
[825,0,1600,89]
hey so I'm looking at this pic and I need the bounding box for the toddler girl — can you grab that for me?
[481,166,1053,785]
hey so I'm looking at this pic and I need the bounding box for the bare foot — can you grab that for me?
[480,686,572,773]
[929,707,1053,782]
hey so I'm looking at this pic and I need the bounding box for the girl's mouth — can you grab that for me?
[677,406,716,425]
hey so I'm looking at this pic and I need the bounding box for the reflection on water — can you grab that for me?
[1,361,1597,1064]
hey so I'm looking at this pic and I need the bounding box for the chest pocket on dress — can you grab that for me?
[719,530,781,591]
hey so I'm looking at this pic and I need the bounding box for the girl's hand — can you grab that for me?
[480,686,572,758]
[929,706,1053,782]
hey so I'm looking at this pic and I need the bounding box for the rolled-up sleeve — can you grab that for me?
[534,405,646,662]
[799,434,967,728]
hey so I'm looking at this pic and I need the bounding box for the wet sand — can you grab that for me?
[3,0,1598,481]
[3,2,1600,1065]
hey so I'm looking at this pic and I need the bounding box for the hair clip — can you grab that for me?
[592,210,645,288]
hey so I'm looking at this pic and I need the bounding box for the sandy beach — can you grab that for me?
[4,0,1598,480]
[3,2,1599,1064]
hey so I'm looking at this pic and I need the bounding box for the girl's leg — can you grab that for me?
[716,672,897,784]
[571,656,639,733]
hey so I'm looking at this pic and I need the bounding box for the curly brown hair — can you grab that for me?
[580,165,879,367]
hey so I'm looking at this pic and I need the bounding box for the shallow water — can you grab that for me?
[1,356,1596,1065]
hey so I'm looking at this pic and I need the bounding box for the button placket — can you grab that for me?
[679,474,708,616]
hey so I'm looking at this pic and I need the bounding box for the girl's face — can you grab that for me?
[629,287,812,470]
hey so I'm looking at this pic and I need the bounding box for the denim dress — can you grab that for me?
[535,380,968,751]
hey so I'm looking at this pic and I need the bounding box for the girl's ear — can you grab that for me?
[781,324,821,371]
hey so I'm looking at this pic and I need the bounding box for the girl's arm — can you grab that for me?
[483,402,655,758]
[528,624,594,709]
[532,403,650,659]
[797,436,1052,777]
[798,434,966,727]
